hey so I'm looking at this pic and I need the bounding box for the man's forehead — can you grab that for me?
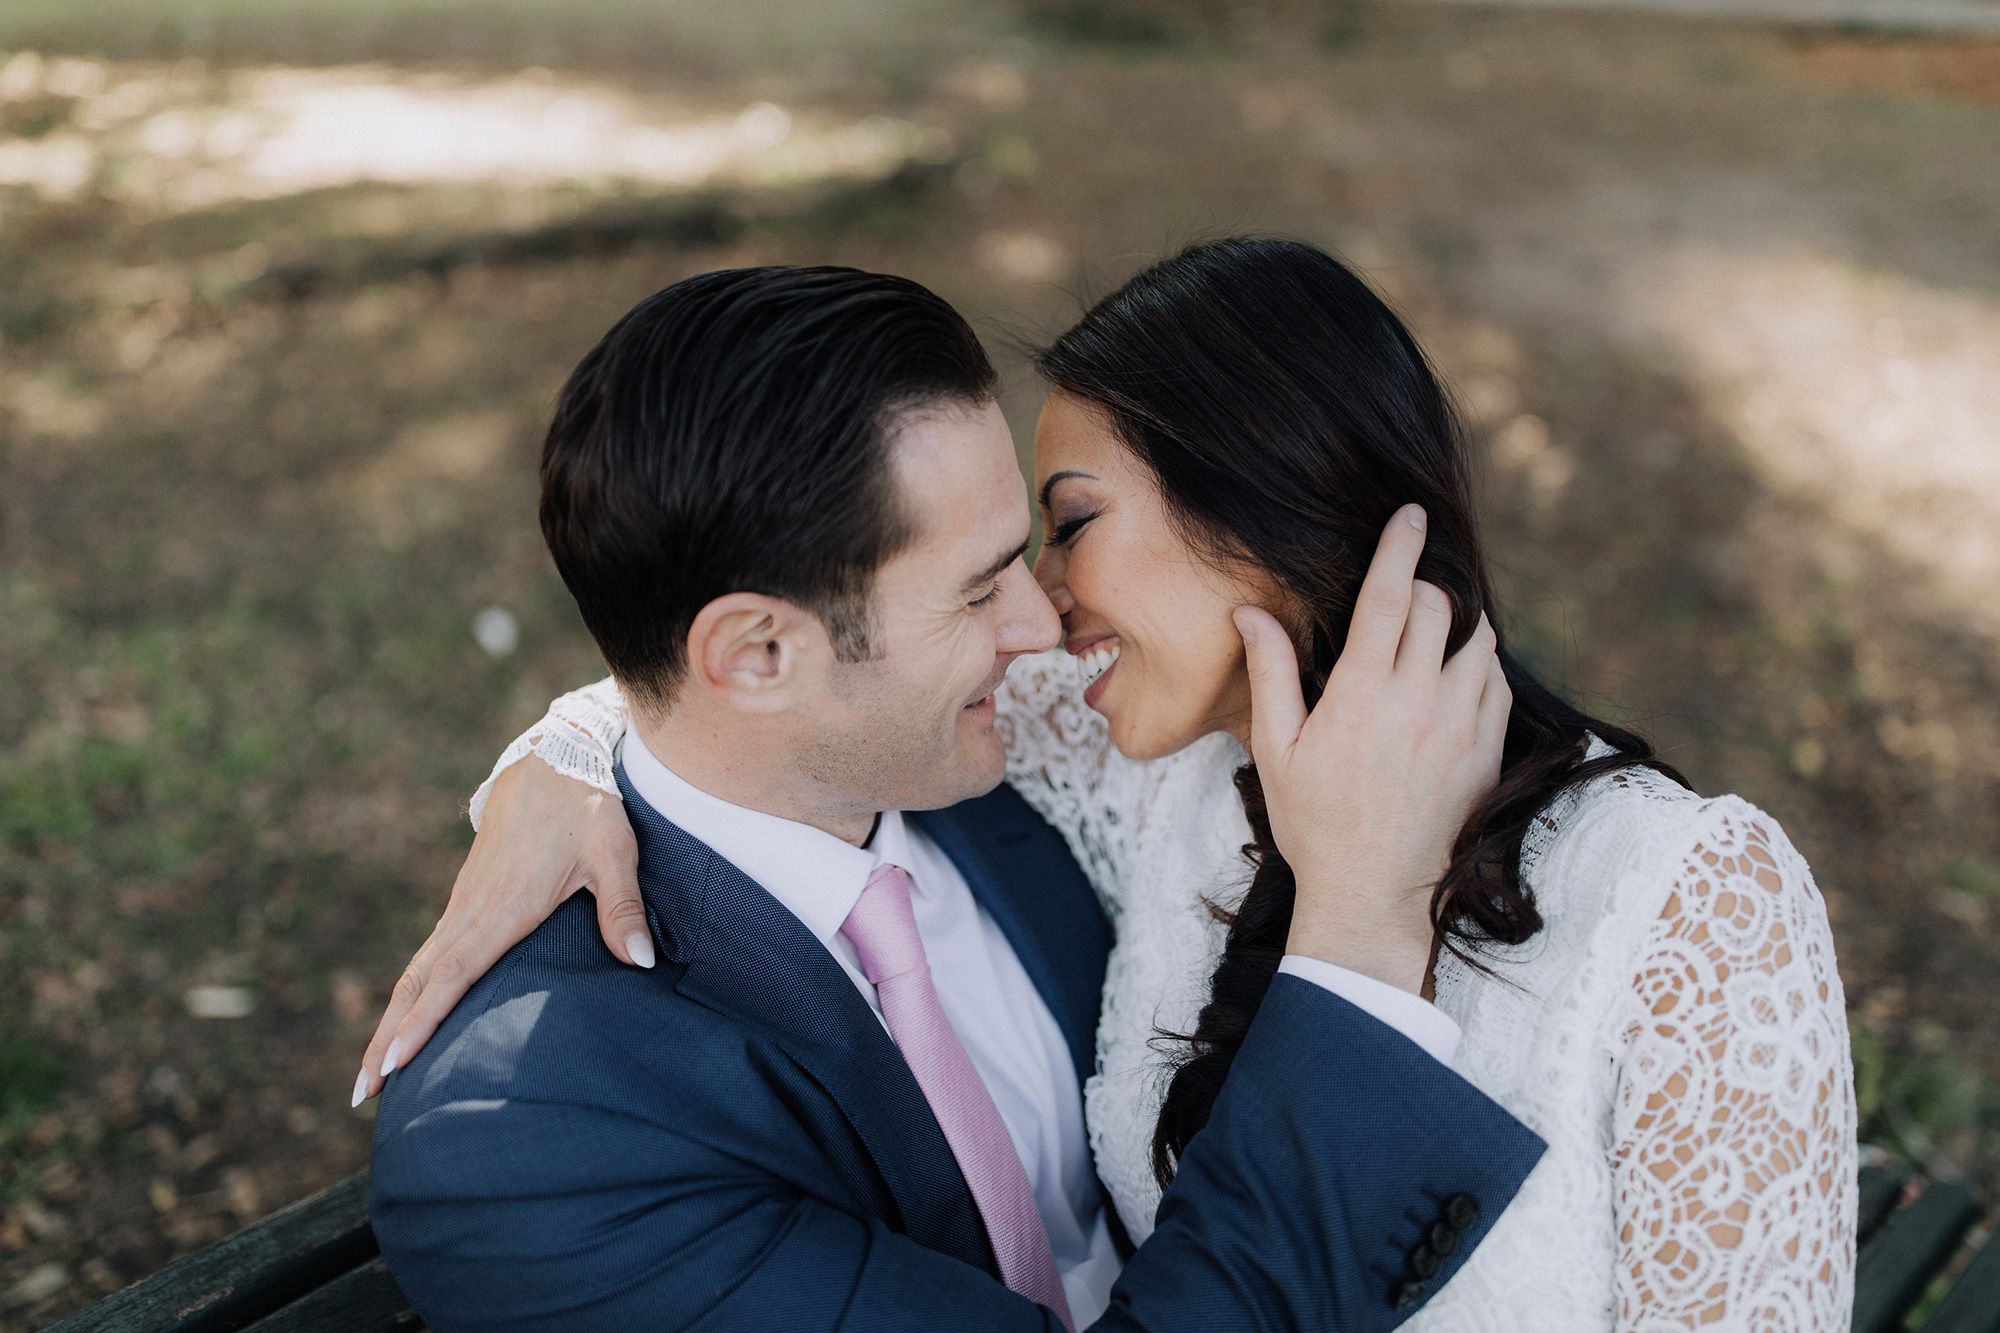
[873,402,1028,602]
[888,401,1022,534]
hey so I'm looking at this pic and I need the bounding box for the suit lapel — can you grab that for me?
[909,784,1112,1091]
[615,766,996,1278]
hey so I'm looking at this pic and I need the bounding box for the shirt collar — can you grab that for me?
[620,729,932,952]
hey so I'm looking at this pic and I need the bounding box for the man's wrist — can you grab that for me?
[1285,916,1431,995]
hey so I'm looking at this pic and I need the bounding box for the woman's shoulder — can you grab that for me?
[1536,760,1831,983]
[1548,761,1807,888]
[1523,741,1791,903]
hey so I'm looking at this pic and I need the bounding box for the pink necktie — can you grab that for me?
[842,864,1076,1331]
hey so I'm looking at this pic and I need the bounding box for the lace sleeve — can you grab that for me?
[1611,797,1857,1331]
[467,676,631,830]
[994,649,1127,916]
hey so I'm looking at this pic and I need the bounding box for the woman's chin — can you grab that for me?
[1102,703,1198,764]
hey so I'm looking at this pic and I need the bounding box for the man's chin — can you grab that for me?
[901,725,1006,811]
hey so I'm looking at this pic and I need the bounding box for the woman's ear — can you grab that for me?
[684,592,827,715]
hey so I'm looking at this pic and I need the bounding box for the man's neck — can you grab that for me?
[631,713,879,848]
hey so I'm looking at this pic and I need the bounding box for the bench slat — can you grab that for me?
[1921,1231,2000,1333]
[43,1172,378,1333]
[1852,1181,1983,1333]
[237,1258,422,1333]
[1856,1165,1906,1247]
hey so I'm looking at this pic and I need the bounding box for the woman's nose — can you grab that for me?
[1032,545,1074,615]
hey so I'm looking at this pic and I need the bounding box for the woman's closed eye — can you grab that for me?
[1045,511,1098,548]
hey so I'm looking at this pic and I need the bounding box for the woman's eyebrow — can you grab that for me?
[1038,470,1098,511]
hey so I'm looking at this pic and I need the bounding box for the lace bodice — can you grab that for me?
[482,653,1857,1330]
[989,651,1255,1247]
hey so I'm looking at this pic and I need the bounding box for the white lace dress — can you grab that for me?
[477,650,1858,1332]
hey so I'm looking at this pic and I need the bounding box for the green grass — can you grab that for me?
[1018,0,1182,46]
[1854,1019,2000,1181]
[0,1038,67,1124]
[1946,854,2000,901]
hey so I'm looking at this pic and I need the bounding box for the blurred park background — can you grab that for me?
[1,0,1998,1323]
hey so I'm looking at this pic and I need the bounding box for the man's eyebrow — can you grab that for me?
[963,538,1031,593]
[1038,470,1097,512]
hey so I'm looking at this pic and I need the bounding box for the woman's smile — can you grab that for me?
[1033,390,1263,760]
[1074,638,1121,704]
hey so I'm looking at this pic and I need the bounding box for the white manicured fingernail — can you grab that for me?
[625,932,656,969]
[351,1068,370,1109]
[379,1038,402,1079]
[1405,505,1427,530]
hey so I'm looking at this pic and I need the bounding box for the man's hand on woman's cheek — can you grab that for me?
[1233,505,1509,996]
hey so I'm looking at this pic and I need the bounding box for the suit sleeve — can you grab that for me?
[1096,976,1546,1331]
[374,976,1542,1333]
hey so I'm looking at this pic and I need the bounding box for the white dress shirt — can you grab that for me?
[621,732,1125,1324]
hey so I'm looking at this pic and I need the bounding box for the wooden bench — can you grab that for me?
[43,1159,2000,1331]
[1854,1162,2000,1333]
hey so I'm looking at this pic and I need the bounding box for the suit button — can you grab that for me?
[1392,1279,1427,1310]
[1427,1220,1460,1256]
[1408,1245,1442,1279]
[1446,1193,1480,1232]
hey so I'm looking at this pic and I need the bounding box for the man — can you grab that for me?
[366,266,1543,1330]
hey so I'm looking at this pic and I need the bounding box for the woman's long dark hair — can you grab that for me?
[1034,237,1686,1188]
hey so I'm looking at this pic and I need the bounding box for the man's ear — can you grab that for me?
[684,592,828,715]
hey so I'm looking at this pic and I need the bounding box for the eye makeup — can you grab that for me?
[1038,471,1102,550]
[1045,511,1097,548]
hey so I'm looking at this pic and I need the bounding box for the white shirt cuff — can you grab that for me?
[1277,955,1462,1068]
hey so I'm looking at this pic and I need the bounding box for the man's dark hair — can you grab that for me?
[540,266,999,709]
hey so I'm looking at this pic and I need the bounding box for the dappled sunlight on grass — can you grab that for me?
[1614,244,2000,638]
[0,54,950,215]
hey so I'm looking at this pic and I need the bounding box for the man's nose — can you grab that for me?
[999,557,1063,654]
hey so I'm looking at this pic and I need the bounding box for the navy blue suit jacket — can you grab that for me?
[372,768,1544,1331]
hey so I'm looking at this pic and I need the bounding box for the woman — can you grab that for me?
[366,238,1856,1330]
